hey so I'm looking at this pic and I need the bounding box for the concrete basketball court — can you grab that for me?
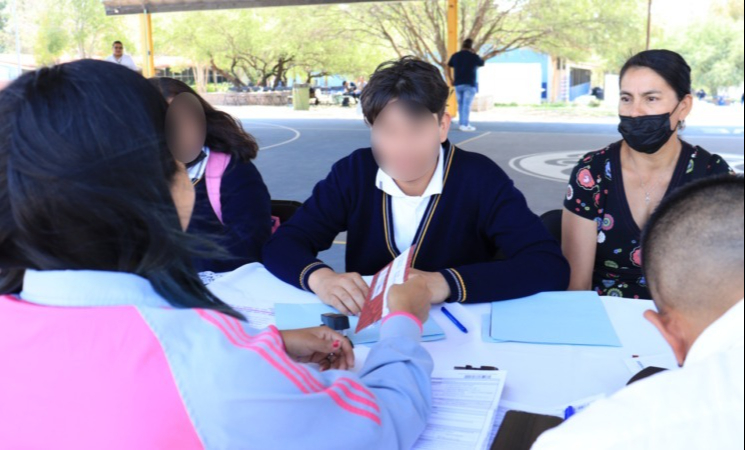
[245,118,744,271]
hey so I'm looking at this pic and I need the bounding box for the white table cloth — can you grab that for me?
[208,263,678,411]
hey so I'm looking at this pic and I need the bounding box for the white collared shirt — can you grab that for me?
[187,147,210,184]
[375,145,444,251]
[105,54,138,71]
[532,299,745,450]
[20,270,169,308]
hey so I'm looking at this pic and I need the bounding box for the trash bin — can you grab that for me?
[293,84,310,111]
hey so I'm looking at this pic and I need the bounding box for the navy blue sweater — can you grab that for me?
[188,157,272,273]
[263,142,569,303]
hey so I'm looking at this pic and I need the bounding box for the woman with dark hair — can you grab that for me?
[562,50,735,300]
[0,60,435,449]
[149,77,272,273]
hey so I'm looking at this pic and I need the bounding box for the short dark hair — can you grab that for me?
[620,50,692,101]
[0,60,244,320]
[149,77,259,161]
[642,175,744,315]
[112,41,123,47]
[360,56,450,126]
[463,39,474,50]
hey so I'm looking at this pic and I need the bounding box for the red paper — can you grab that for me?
[355,245,416,333]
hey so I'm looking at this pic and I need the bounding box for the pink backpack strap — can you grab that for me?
[205,151,231,224]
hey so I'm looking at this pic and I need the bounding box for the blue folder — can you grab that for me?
[487,291,622,347]
[481,315,506,343]
[275,303,446,346]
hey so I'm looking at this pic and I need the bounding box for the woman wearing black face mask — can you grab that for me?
[561,50,735,300]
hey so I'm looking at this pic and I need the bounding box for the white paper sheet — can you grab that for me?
[382,245,413,317]
[230,305,276,330]
[198,271,229,285]
[413,370,507,450]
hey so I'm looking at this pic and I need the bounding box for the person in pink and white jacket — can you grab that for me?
[0,60,434,450]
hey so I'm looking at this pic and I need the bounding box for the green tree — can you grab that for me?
[530,0,648,71]
[155,10,260,88]
[292,38,391,84]
[655,0,744,94]
[66,0,106,58]
[342,0,648,83]
[156,6,389,90]
[274,7,391,84]
[33,7,68,65]
[19,0,137,65]
[712,0,744,21]
[0,1,7,53]
[662,18,744,93]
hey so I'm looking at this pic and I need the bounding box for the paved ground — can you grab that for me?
[242,116,744,272]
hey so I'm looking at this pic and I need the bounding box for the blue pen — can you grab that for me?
[564,405,576,420]
[441,307,468,333]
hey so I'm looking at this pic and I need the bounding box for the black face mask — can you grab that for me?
[618,103,681,154]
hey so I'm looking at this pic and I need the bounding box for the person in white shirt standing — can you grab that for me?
[533,175,744,450]
[105,41,138,72]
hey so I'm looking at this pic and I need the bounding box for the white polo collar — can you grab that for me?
[375,145,445,198]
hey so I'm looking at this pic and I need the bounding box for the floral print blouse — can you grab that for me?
[564,140,734,299]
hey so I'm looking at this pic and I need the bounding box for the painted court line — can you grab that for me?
[456,132,492,146]
[245,122,302,151]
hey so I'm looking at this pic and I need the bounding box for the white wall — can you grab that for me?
[479,63,543,105]
[0,64,21,80]
[604,74,620,107]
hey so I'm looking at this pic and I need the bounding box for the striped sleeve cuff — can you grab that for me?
[381,312,424,341]
[440,269,468,303]
[382,312,424,334]
[299,261,332,292]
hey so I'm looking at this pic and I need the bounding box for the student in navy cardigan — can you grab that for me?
[263,57,569,314]
[151,78,272,273]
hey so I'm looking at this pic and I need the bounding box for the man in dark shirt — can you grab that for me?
[447,39,485,132]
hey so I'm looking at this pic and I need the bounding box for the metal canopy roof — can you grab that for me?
[102,0,413,15]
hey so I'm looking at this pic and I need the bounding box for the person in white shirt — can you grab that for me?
[533,175,744,450]
[105,41,138,72]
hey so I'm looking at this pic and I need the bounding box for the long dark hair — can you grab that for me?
[0,59,244,320]
[149,77,259,162]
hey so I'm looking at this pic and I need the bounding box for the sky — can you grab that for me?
[650,0,726,26]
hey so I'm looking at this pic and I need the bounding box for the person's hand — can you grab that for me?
[388,276,433,325]
[408,269,451,305]
[308,268,369,316]
[280,327,355,371]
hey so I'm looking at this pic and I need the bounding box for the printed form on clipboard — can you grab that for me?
[413,369,507,450]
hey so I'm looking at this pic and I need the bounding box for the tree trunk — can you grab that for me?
[193,63,208,94]
[273,59,286,88]
[306,71,330,84]
[210,58,245,88]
